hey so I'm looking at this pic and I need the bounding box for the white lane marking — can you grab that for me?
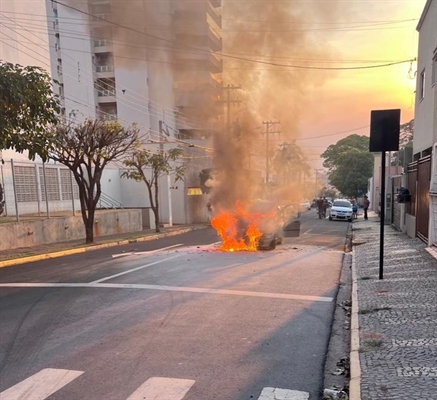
[112,244,183,258]
[0,368,84,400]
[258,387,309,400]
[0,282,333,302]
[303,229,313,235]
[126,377,195,400]
[90,255,182,283]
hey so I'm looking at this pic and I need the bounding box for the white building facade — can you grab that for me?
[1,0,222,225]
[408,0,437,245]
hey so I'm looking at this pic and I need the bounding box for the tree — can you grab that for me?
[321,134,369,171]
[321,135,373,198]
[122,147,186,232]
[273,141,310,184]
[48,119,138,243]
[0,62,60,161]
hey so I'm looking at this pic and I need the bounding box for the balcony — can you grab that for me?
[208,53,223,73]
[208,26,222,51]
[93,39,112,53]
[97,88,116,103]
[207,1,222,26]
[95,64,114,78]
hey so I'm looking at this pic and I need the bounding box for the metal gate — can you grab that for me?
[416,156,431,242]
[392,176,402,229]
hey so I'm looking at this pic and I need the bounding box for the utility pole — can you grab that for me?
[262,120,281,185]
[220,84,242,134]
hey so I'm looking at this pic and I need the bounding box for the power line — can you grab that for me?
[50,0,416,71]
[295,125,370,141]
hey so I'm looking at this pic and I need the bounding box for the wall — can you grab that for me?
[0,209,142,251]
[413,0,437,154]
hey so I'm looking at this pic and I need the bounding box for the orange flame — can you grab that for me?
[211,201,273,252]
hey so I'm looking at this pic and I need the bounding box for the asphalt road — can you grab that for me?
[0,209,350,400]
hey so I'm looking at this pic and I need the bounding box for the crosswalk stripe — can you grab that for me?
[0,368,84,400]
[258,387,309,400]
[126,377,195,400]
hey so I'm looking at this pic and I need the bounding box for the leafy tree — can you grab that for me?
[273,141,310,184]
[0,62,60,161]
[321,135,373,198]
[321,134,369,171]
[48,119,138,243]
[327,150,373,197]
[122,147,186,232]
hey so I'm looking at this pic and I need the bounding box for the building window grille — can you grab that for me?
[39,167,61,201]
[14,166,38,203]
[60,169,79,200]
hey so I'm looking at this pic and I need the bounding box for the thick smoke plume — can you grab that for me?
[209,0,343,212]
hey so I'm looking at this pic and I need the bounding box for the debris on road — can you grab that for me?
[323,387,349,399]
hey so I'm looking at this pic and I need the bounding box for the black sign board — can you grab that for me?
[369,109,401,152]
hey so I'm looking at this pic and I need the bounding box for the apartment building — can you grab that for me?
[1,0,222,224]
[406,0,437,244]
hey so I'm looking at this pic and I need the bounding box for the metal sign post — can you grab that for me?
[369,109,401,280]
[379,151,386,279]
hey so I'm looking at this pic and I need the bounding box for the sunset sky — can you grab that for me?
[291,0,427,165]
[222,0,428,168]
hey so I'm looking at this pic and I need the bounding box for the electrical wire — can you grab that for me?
[50,0,416,71]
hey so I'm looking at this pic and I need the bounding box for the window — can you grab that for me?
[432,54,436,87]
[419,68,425,100]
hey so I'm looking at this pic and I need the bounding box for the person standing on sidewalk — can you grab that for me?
[363,195,370,220]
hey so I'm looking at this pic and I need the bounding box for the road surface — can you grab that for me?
[0,209,349,400]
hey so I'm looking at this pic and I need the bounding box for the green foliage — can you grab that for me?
[321,135,373,198]
[0,61,60,161]
[122,147,186,232]
[321,135,369,170]
[49,119,139,243]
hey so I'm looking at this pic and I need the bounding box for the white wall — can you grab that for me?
[414,0,437,155]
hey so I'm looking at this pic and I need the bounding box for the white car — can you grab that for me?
[329,199,353,221]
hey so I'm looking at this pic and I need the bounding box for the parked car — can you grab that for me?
[328,199,353,221]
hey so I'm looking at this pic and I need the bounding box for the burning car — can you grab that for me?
[211,201,301,251]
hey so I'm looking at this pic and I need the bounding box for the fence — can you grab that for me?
[0,158,81,221]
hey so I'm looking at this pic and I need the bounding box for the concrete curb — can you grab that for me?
[0,226,206,269]
[349,248,361,400]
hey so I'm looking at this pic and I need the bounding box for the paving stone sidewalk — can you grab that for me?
[353,214,437,400]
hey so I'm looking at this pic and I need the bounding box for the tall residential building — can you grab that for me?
[1,0,223,223]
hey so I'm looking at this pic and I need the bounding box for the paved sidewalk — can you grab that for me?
[351,213,437,400]
[0,224,208,267]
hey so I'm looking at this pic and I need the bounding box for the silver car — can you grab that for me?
[329,199,353,221]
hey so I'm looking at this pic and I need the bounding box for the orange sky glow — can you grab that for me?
[295,0,427,165]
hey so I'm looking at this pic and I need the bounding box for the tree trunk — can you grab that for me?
[153,206,160,233]
[85,219,94,243]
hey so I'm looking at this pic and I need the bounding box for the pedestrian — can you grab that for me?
[363,195,370,220]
